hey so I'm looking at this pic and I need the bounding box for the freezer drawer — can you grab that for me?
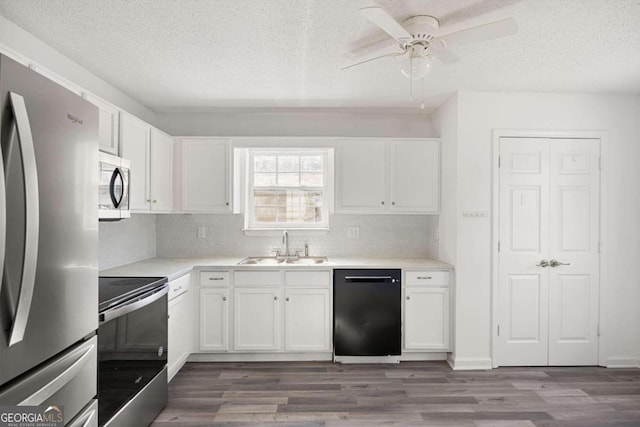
[0,336,97,424]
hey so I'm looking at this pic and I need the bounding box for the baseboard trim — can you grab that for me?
[400,352,448,361]
[188,352,333,362]
[447,355,493,370]
[605,356,640,368]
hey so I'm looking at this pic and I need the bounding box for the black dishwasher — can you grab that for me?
[333,269,401,357]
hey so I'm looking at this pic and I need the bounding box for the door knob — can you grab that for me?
[549,259,570,268]
[536,259,550,268]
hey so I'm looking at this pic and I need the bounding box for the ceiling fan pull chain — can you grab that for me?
[420,77,425,109]
[409,53,414,100]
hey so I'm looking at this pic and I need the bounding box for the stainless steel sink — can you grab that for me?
[237,256,328,266]
[285,257,328,265]
[237,257,284,265]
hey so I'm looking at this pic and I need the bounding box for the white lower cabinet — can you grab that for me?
[284,288,331,351]
[167,274,192,381]
[233,287,281,351]
[199,288,229,351]
[403,270,451,351]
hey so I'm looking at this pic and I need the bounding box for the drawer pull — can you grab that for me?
[209,277,224,281]
[417,276,432,280]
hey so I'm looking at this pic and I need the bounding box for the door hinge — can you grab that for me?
[598,157,602,170]
[497,325,500,336]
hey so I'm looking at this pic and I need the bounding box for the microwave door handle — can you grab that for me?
[7,92,39,347]
[109,167,124,208]
[99,284,169,324]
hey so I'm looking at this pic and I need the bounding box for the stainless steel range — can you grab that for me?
[98,276,168,427]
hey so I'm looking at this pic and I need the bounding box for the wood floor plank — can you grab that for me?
[151,361,640,426]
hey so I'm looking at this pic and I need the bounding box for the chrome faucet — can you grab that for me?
[281,230,290,258]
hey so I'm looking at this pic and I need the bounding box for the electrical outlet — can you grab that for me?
[347,226,360,239]
[197,226,206,239]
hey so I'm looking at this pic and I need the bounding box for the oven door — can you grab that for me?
[97,284,168,426]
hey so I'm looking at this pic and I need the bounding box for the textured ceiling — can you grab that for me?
[0,0,639,112]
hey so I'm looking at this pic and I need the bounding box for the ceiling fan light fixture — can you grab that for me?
[400,51,432,80]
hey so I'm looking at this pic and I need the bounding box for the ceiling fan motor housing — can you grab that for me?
[402,15,440,42]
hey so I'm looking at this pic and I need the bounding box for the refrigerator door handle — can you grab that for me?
[19,340,95,405]
[7,92,40,347]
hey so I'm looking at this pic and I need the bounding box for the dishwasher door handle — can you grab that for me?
[344,276,397,283]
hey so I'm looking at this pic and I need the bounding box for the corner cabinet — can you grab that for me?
[178,138,231,213]
[403,270,451,351]
[335,138,440,214]
[120,112,173,213]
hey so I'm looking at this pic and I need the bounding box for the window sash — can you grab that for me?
[248,150,329,229]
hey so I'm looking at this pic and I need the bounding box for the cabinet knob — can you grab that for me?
[285,297,290,302]
[222,296,227,301]
[406,296,411,300]
[226,202,229,206]
[146,199,151,202]
[153,200,157,203]
[274,296,278,301]
[381,201,385,205]
[392,201,395,206]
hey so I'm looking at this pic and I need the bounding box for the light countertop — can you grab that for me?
[101,257,453,281]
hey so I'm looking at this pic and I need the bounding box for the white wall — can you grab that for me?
[0,15,157,125]
[437,91,640,368]
[158,109,436,138]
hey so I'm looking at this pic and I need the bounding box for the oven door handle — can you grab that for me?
[99,284,168,324]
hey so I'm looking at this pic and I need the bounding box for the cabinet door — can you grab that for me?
[233,288,280,351]
[85,93,120,155]
[181,139,230,212]
[168,292,189,381]
[120,113,150,211]
[335,140,387,213]
[200,289,229,351]
[149,128,173,212]
[284,288,331,351]
[389,139,439,213]
[404,287,450,350]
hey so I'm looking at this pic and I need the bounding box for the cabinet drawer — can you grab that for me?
[200,271,230,286]
[285,270,331,287]
[234,270,281,286]
[405,271,449,286]
[169,274,191,300]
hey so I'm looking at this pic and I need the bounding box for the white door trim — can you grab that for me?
[490,129,608,368]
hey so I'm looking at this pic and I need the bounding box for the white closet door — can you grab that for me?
[497,138,551,366]
[497,137,600,367]
[548,139,600,365]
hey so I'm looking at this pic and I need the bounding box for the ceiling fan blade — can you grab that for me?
[360,6,412,43]
[430,48,459,65]
[341,51,405,71]
[433,17,518,48]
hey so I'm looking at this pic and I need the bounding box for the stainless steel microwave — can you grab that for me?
[99,152,131,221]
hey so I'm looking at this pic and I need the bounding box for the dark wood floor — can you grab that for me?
[151,361,640,426]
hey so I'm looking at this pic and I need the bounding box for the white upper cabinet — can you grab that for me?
[121,112,173,212]
[179,138,230,213]
[335,140,387,213]
[84,93,120,155]
[149,128,173,212]
[335,138,440,214]
[389,139,439,213]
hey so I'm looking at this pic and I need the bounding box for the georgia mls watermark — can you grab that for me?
[0,406,63,427]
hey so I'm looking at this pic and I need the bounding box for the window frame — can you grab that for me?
[245,148,330,230]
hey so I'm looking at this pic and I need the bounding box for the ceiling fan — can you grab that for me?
[343,6,519,81]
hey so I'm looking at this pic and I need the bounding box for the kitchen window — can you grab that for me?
[246,149,330,230]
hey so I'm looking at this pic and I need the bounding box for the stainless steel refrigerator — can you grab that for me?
[0,54,99,426]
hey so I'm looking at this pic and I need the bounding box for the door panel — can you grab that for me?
[548,139,600,365]
[497,137,600,367]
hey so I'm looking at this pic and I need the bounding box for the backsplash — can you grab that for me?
[156,214,439,258]
[99,214,157,269]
